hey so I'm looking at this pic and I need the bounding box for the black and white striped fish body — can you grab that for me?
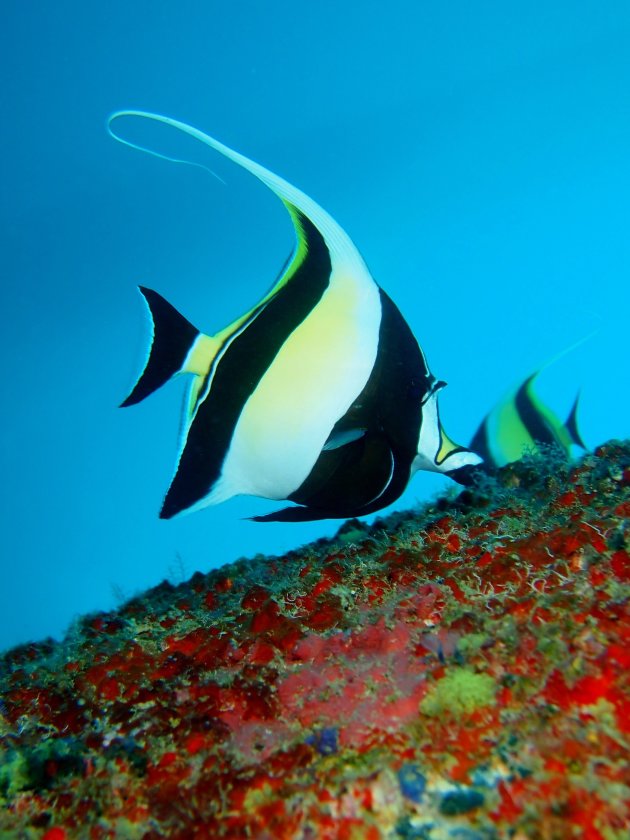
[112,112,481,521]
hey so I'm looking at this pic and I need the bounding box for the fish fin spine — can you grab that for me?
[121,287,201,407]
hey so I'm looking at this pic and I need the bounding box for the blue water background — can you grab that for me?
[2,1,629,651]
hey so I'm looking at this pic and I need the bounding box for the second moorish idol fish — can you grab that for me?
[469,370,586,469]
[110,110,482,522]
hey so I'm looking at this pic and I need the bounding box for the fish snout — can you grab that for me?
[444,460,487,486]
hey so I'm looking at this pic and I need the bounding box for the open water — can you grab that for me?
[2,0,629,651]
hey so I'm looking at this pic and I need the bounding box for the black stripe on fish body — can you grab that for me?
[159,211,332,519]
[252,441,394,520]
[514,375,557,447]
[188,205,316,419]
[469,417,494,466]
[189,297,267,419]
[287,432,395,515]
[286,288,430,518]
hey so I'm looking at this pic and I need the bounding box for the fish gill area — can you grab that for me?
[0,441,629,839]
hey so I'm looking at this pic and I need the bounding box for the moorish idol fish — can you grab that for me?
[469,370,586,469]
[110,111,482,522]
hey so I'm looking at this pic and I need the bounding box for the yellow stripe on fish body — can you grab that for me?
[112,111,482,522]
[490,397,531,466]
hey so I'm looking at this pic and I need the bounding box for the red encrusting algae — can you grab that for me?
[0,441,629,838]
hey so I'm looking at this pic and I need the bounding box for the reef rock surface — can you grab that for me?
[1,441,629,839]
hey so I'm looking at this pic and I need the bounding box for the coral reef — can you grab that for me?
[1,441,629,839]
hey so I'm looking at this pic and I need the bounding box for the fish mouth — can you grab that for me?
[445,462,488,486]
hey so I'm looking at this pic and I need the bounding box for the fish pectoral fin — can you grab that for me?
[322,427,367,451]
[121,287,219,407]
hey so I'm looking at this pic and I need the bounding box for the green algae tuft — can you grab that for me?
[420,667,497,717]
[0,749,29,800]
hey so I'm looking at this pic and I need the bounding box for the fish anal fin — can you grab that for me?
[249,505,336,523]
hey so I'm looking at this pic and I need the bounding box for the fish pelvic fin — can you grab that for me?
[121,287,218,406]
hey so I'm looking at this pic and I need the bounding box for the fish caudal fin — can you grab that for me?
[121,287,202,407]
[564,393,586,449]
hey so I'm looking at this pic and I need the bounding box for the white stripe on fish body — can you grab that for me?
[413,390,483,475]
[412,391,442,475]
[215,264,383,502]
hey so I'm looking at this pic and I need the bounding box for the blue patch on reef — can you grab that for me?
[306,727,338,755]
[397,763,426,803]
[439,788,485,815]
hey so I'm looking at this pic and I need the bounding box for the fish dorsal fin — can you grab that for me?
[491,328,599,444]
[506,329,599,408]
[108,110,367,292]
[536,329,599,373]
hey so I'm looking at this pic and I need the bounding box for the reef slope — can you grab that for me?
[1,441,629,839]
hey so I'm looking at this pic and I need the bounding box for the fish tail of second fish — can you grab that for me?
[120,286,219,407]
[564,392,587,449]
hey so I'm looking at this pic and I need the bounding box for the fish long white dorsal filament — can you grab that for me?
[108,110,365,272]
